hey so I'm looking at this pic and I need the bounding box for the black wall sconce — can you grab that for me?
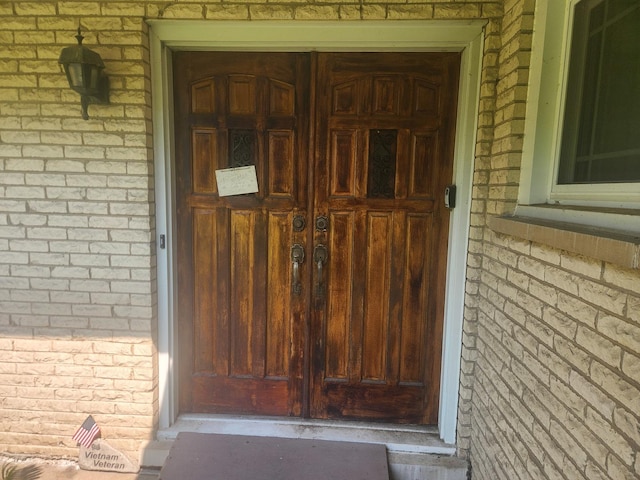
[58,28,109,120]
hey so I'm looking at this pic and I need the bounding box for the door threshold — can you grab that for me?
[156,414,455,455]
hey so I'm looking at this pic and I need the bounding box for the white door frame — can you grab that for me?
[149,20,484,445]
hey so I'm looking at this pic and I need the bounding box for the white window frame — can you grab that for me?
[518,0,640,231]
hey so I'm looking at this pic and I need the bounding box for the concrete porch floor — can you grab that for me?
[0,458,159,480]
[2,416,468,480]
[144,415,469,480]
[2,452,466,480]
[2,454,466,480]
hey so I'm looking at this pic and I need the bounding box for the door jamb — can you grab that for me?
[150,20,485,445]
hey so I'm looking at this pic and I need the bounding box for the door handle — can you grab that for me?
[291,244,305,296]
[313,244,328,297]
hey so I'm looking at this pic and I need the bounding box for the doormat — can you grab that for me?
[159,432,389,480]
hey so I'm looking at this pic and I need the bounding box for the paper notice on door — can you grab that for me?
[215,165,259,197]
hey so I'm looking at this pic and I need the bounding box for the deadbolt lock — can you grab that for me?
[293,215,306,232]
[315,216,329,232]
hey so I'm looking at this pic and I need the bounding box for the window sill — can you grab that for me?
[488,215,640,270]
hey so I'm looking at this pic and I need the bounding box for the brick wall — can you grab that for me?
[470,234,640,480]
[458,0,526,459]
[0,1,157,459]
[1,1,638,479]
[464,1,640,479]
[0,0,500,463]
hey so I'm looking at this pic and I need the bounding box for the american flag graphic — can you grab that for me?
[72,415,101,448]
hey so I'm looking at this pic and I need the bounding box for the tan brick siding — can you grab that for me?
[463,1,640,479]
[470,232,640,480]
[0,0,499,462]
[1,1,638,479]
[0,0,156,459]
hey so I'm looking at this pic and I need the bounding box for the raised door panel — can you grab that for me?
[399,214,432,384]
[269,80,295,116]
[330,130,359,197]
[265,212,292,378]
[267,131,295,198]
[228,75,257,115]
[192,79,215,113]
[192,129,219,194]
[361,212,393,382]
[192,209,218,374]
[371,76,401,115]
[324,212,354,381]
[408,132,438,199]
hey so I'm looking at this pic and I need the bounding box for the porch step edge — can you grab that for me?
[145,414,456,467]
[388,453,468,480]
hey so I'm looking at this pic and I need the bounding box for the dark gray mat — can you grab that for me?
[159,432,389,480]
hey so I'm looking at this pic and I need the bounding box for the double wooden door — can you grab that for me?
[174,51,459,425]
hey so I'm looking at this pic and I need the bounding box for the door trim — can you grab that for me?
[150,19,485,445]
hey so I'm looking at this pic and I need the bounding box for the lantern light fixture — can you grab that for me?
[58,28,109,120]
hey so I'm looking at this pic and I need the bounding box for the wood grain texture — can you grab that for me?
[311,52,460,424]
[174,52,309,416]
[175,51,459,425]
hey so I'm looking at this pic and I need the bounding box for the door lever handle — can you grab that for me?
[313,244,328,297]
[291,244,305,296]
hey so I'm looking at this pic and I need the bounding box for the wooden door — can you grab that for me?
[310,53,460,424]
[174,51,459,425]
[174,52,310,416]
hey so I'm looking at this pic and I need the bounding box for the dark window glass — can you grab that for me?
[367,130,397,198]
[558,0,640,184]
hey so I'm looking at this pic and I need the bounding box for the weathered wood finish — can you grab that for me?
[174,52,459,425]
[311,53,460,424]
[174,52,310,416]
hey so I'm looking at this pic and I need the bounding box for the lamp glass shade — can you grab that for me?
[65,62,102,96]
[67,63,84,88]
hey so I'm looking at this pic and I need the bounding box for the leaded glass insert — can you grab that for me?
[367,130,397,198]
[229,130,256,168]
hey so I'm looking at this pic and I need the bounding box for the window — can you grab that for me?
[558,0,640,184]
[519,0,640,221]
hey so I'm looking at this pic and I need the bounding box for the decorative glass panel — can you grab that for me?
[228,130,256,168]
[367,130,397,198]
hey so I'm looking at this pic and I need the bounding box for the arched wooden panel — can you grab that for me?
[414,80,439,116]
[228,75,257,114]
[372,76,401,115]
[270,80,295,116]
[192,79,215,113]
[332,81,358,115]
